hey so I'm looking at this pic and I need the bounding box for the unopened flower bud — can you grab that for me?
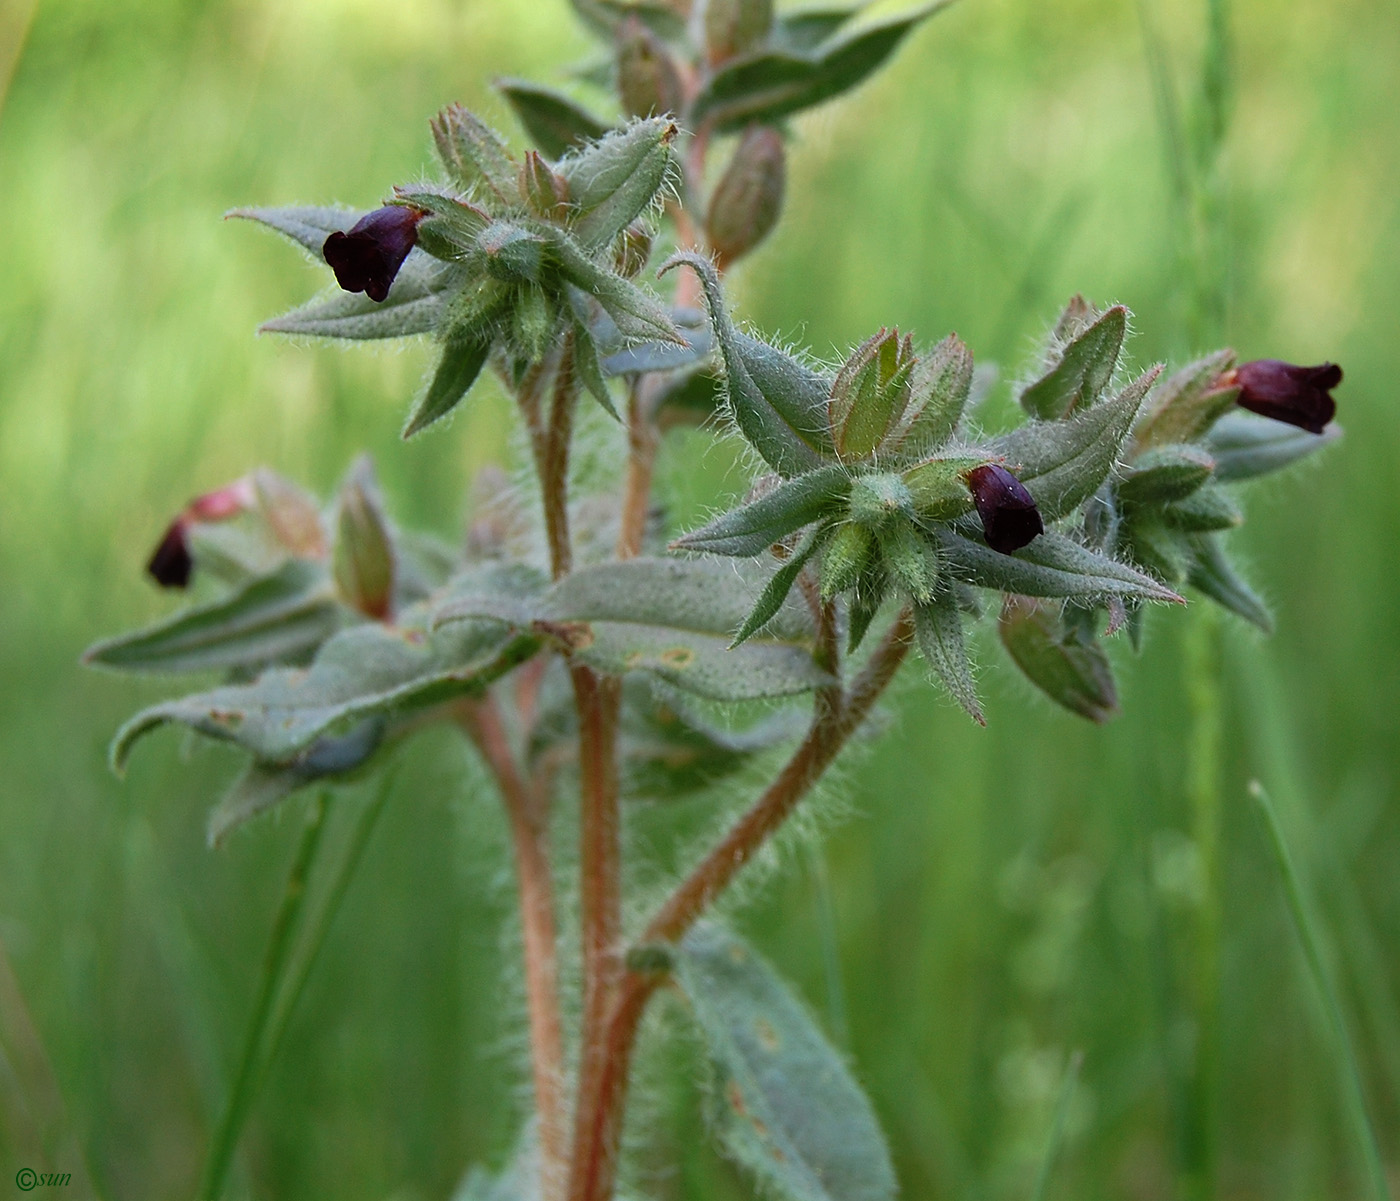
[703,0,773,64]
[616,16,684,118]
[706,125,785,270]
[964,464,1044,554]
[323,205,426,303]
[519,150,570,220]
[332,457,395,621]
[1228,359,1341,434]
[144,478,256,589]
[146,521,193,588]
[614,221,653,279]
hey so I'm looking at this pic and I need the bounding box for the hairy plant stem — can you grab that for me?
[457,695,566,1195]
[566,608,916,1201]
[544,332,579,581]
[616,378,658,560]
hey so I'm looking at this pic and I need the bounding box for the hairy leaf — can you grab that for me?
[731,523,834,647]
[674,923,898,1201]
[1205,411,1342,482]
[1132,350,1238,447]
[1116,443,1215,505]
[261,256,461,340]
[563,117,678,250]
[550,229,682,344]
[999,596,1117,723]
[914,594,983,724]
[933,528,1183,604]
[113,611,539,770]
[672,464,853,556]
[206,718,386,847]
[1020,304,1128,419]
[664,253,831,475]
[990,368,1159,519]
[84,560,342,674]
[437,558,829,701]
[404,337,493,437]
[1186,534,1273,632]
[227,206,360,257]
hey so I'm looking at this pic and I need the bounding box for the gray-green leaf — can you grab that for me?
[991,367,1159,519]
[112,613,538,770]
[674,923,897,1201]
[261,256,462,340]
[1205,411,1341,482]
[914,593,983,723]
[672,464,853,556]
[84,560,342,675]
[934,528,1183,604]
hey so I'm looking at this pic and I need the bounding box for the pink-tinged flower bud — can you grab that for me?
[145,479,256,588]
[706,125,785,270]
[1229,359,1341,434]
[964,464,1044,554]
[322,206,426,303]
[146,520,193,588]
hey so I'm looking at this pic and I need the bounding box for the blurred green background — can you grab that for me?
[1,0,1397,1198]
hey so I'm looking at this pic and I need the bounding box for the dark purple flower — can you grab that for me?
[965,463,1044,555]
[1231,359,1341,434]
[147,519,193,588]
[322,206,425,303]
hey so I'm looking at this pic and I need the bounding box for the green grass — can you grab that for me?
[1,0,1398,1198]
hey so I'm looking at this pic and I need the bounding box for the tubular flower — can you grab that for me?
[323,206,426,302]
[1231,359,1341,434]
[964,463,1044,554]
[145,479,255,589]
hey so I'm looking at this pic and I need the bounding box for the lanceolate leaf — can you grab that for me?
[1205,411,1342,482]
[113,617,539,770]
[673,464,853,556]
[772,5,863,53]
[549,229,682,344]
[990,367,1159,519]
[664,253,831,475]
[404,337,493,437]
[674,923,898,1201]
[914,594,984,724]
[998,596,1118,723]
[261,256,462,340]
[690,2,952,132]
[933,528,1183,604]
[84,560,342,674]
[731,523,834,647]
[227,206,361,257]
[1186,534,1273,632]
[1020,304,1128,420]
[495,78,611,159]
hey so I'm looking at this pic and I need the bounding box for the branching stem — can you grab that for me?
[566,608,916,1201]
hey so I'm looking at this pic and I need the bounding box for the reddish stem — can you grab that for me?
[457,696,566,1195]
[568,610,916,1201]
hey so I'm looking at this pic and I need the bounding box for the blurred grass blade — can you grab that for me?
[260,776,393,1082]
[200,796,328,1201]
[1249,781,1394,1201]
[1029,1049,1082,1201]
